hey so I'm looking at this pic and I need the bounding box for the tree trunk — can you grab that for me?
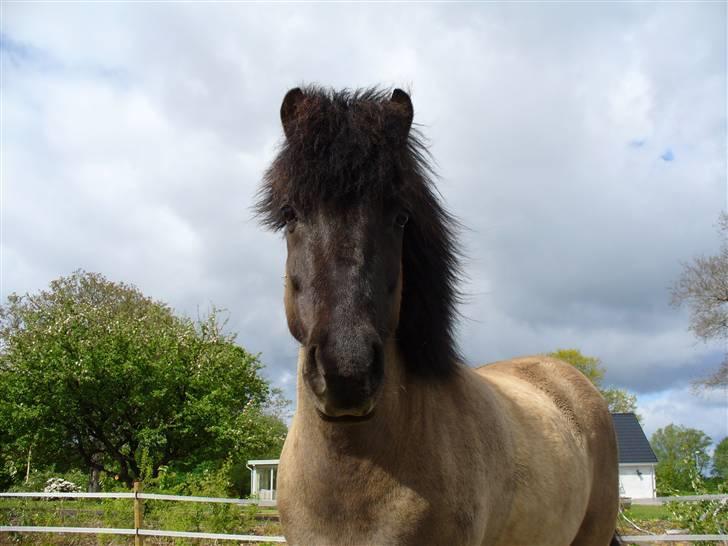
[88,467,100,492]
[24,446,32,483]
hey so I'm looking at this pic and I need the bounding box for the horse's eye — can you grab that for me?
[394,211,409,228]
[281,206,297,230]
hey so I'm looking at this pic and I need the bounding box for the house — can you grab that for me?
[611,412,658,499]
[248,412,659,503]
[247,459,279,501]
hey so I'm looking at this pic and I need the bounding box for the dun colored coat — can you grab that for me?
[257,86,620,546]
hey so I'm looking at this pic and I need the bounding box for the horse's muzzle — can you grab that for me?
[303,337,384,419]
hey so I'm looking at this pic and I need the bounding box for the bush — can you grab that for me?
[666,457,728,539]
[8,469,88,493]
[42,478,81,493]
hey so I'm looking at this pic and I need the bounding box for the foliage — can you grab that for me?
[600,388,639,415]
[651,424,712,494]
[666,456,728,537]
[0,465,284,543]
[548,349,640,418]
[549,349,604,384]
[0,271,287,490]
[671,212,728,389]
[8,469,88,494]
[42,478,81,493]
[0,496,281,544]
[714,437,728,480]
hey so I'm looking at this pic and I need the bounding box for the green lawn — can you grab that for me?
[623,504,670,521]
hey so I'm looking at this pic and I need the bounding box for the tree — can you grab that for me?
[713,437,728,480]
[0,271,286,489]
[548,349,640,417]
[671,212,728,389]
[600,388,639,415]
[651,424,712,493]
[548,349,604,384]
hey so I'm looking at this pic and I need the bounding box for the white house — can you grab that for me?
[247,459,279,501]
[250,412,659,503]
[611,413,658,499]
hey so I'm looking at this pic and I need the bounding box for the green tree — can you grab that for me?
[713,437,728,480]
[549,349,604,384]
[548,349,639,417]
[0,271,286,489]
[601,388,639,414]
[667,457,728,535]
[651,424,712,493]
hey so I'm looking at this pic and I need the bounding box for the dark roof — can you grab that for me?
[612,413,658,464]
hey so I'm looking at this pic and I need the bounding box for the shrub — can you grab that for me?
[42,478,81,493]
[666,457,728,539]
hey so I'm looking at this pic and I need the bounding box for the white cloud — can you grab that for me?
[2,2,725,439]
[640,386,728,446]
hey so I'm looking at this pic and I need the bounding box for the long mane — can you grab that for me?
[257,86,462,377]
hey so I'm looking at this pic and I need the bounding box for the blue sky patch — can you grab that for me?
[1,32,130,88]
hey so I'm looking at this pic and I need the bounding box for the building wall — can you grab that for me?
[618,463,656,499]
[250,464,277,500]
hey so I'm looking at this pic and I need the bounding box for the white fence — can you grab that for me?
[631,493,728,505]
[2,491,726,544]
[621,493,727,544]
[621,535,728,543]
[0,489,285,543]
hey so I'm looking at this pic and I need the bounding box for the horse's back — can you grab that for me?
[475,355,612,441]
[473,356,619,546]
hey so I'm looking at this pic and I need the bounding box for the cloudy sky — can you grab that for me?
[2,2,726,446]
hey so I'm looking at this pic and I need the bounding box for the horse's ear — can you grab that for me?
[390,88,413,136]
[281,87,305,140]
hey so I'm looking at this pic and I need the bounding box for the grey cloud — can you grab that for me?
[3,2,725,433]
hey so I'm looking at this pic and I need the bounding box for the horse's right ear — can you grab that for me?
[390,88,413,137]
[281,88,305,140]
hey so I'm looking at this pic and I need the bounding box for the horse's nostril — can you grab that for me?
[303,334,384,416]
[308,345,317,367]
[305,345,326,396]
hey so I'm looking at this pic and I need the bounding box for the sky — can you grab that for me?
[2,2,726,448]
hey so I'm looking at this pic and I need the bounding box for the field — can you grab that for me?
[2,496,726,545]
[0,497,282,545]
[618,504,673,534]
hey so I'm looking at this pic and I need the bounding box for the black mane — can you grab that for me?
[257,86,462,377]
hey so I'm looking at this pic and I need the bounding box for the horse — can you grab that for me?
[256,86,620,546]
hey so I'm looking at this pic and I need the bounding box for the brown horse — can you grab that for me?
[257,86,620,546]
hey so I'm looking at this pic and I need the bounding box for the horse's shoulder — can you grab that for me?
[473,355,608,437]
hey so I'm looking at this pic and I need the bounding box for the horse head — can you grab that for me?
[257,86,460,421]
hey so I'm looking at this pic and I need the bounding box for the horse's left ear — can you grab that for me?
[281,87,305,140]
[390,88,413,136]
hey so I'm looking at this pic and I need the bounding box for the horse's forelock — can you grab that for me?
[257,85,463,377]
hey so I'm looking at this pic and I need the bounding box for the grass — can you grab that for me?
[617,504,683,537]
[623,504,670,521]
[0,497,282,545]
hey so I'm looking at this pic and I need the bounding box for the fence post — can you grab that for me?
[133,480,144,546]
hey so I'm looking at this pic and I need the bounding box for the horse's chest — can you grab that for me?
[278,454,476,546]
